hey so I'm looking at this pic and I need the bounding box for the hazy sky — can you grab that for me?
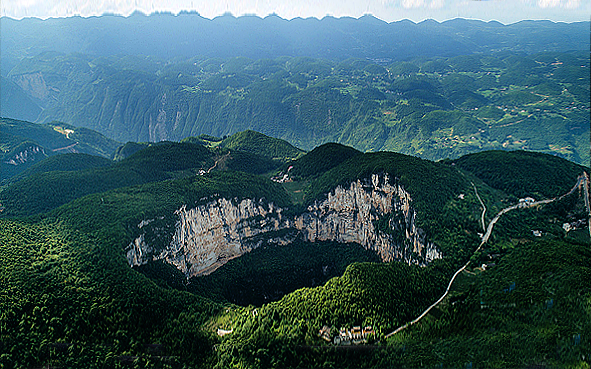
[1,0,589,24]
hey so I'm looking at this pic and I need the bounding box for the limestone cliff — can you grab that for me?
[126,173,441,277]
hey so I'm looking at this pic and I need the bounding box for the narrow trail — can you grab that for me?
[207,152,230,173]
[52,142,78,152]
[384,173,588,339]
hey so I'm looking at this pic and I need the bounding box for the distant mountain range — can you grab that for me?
[2,14,589,75]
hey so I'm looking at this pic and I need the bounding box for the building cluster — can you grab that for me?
[318,325,376,345]
[562,218,588,233]
[518,197,535,208]
[271,166,293,183]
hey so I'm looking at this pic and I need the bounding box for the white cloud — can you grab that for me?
[537,0,561,7]
[564,0,580,8]
[429,0,445,9]
[537,0,580,7]
[401,0,425,8]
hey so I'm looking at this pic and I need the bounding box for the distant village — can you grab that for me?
[318,325,375,346]
[271,166,293,183]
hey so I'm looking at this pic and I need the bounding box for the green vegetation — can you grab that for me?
[0,212,210,368]
[8,153,113,183]
[0,136,588,368]
[112,142,150,161]
[288,143,361,180]
[378,238,591,369]
[0,142,215,217]
[0,137,303,217]
[452,150,589,199]
[182,240,381,306]
[223,150,281,175]
[220,130,305,161]
[0,118,120,182]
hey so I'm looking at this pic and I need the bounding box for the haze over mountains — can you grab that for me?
[2,13,589,73]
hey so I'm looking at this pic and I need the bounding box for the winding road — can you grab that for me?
[472,183,487,232]
[384,173,589,339]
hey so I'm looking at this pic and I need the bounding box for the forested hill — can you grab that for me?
[2,14,588,75]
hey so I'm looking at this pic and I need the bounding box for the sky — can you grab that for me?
[1,0,589,24]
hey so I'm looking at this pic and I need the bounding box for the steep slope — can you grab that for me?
[0,75,42,122]
[5,51,588,164]
[126,172,446,278]
[1,141,588,368]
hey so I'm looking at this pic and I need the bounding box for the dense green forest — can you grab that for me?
[0,130,301,217]
[0,131,589,368]
[170,240,382,306]
[211,238,589,369]
[452,150,588,199]
[3,50,589,165]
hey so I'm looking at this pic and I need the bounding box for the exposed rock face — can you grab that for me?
[3,144,47,165]
[126,174,441,277]
[12,72,54,105]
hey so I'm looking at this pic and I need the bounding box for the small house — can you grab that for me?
[318,326,332,342]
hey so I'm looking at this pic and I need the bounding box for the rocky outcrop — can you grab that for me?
[126,173,441,277]
[3,144,47,165]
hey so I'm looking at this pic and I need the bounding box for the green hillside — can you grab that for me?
[0,140,589,368]
[288,143,361,179]
[0,170,291,368]
[0,136,302,217]
[0,142,215,217]
[211,238,590,369]
[10,153,113,182]
[112,142,151,161]
[452,150,589,198]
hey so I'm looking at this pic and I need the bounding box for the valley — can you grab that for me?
[0,12,589,369]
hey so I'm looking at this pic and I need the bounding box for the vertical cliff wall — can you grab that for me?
[126,173,441,277]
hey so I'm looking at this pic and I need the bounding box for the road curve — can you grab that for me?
[384,174,588,339]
